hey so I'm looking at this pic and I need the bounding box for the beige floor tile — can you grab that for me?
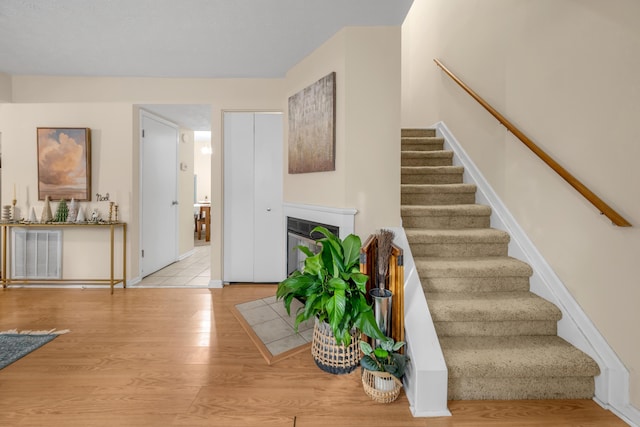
[241,305,280,326]
[266,333,308,355]
[139,275,170,285]
[252,317,295,344]
[137,242,210,288]
[163,275,198,286]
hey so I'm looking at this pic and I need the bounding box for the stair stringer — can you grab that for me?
[388,226,450,417]
[434,121,638,426]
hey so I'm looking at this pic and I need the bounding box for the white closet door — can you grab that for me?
[253,113,284,282]
[223,112,284,283]
[223,112,255,282]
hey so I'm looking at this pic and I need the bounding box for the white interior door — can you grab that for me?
[141,112,178,276]
[223,112,255,282]
[253,113,284,281]
[223,112,284,283]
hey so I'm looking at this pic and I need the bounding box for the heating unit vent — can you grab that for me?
[12,229,62,279]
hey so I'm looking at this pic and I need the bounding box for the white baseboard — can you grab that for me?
[434,121,637,426]
[209,279,224,288]
[178,248,196,261]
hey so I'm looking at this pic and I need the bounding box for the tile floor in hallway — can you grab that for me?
[136,241,210,287]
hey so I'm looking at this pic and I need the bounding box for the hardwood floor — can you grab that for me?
[0,286,627,426]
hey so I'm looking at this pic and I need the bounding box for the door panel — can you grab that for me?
[223,112,255,282]
[141,113,178,276]
[253,113,284,281]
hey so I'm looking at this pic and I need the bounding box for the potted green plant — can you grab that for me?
[277,226,384,374]
[359,338,409,402]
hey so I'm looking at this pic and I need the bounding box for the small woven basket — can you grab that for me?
[361,369,403,403]
[311,319,360,375]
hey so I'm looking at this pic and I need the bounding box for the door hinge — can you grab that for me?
[142,129,145,138]
[141,249,144,258]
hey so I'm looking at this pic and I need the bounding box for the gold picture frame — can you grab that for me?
[37,127,92,201]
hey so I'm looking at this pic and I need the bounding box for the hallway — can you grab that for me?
[137,241,210,288]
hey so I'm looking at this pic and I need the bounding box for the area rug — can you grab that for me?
[231,296,313,365]
[0,329,69,370]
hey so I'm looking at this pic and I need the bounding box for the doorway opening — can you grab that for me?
[137,104,212,288]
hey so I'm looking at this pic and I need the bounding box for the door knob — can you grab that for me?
[172,201,179,205]
[266,208,271,212]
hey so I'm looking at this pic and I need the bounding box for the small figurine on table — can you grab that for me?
[91,209,100,223]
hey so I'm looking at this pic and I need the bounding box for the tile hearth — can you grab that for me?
[234,296,314,359]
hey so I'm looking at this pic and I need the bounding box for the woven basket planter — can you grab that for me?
[311,319,361,375]
[361,369,403,403]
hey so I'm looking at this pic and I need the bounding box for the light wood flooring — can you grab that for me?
[0,286,627,426]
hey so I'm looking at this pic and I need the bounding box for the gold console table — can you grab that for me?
[1,222,127,294]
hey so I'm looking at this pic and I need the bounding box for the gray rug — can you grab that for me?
[0,329,68,369]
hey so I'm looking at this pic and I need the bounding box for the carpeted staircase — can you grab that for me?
[401,128,600,400]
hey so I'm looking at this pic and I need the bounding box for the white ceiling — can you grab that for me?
[0,0,413,130]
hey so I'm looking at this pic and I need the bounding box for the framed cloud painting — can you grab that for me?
[37,127,91,201]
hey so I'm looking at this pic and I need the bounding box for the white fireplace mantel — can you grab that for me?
[283,202,357,238]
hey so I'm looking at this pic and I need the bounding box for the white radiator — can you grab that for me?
[12,229,62,279]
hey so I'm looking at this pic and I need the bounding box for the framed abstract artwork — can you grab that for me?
[288,72,336,174]
[37,127,92,201]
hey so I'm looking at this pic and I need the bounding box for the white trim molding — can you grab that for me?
[434,121,637,426]
[283,202,357,238]
[389,226,451,417]
[209,279,224,289]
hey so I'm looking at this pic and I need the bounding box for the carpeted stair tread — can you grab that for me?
[401,140,444,152]
[402,204,491,229]
[402,166,464,184]
[402,165,464,174]
[415,257,533,278]
[426,291,562,322]
[406,228,510,244]
[401,187,478,207]
[448,376,596,400]
[401,203,489,216]
[433,319,558,337]
[406,228,510,257]
[422,276,531,293]
[402,128,436,137]
[402,183,477,195]
[440,336,600,379]
[402,152,454,167]
[401,136,444,146]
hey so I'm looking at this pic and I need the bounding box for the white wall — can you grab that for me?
[402,0,640,410]
[8,77,286,283]
[0,73,11,102]
[0,103,133,278]
[193,131,212,203]
[284,26,402,238]
[178,128,195,257]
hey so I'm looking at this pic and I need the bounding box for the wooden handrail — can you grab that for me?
[434,58,631,227]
